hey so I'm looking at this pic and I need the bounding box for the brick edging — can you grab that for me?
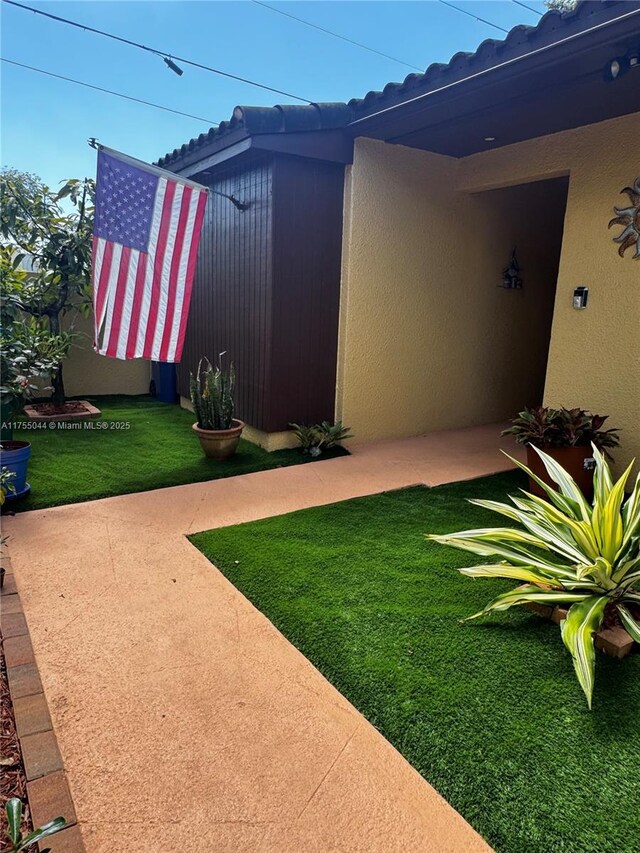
[1,548,85,853]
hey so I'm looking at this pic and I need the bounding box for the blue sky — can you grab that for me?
[1,0,548,188]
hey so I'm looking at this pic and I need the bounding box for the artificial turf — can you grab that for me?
[190,472,640,853]
[8,395,346,512]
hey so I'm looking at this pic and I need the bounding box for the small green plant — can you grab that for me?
[189,353,235,431]
[428,445,640,708]
[0,467,16,506]
[289,421,352,456]
[502,406,620,452]
[4,797,66,852]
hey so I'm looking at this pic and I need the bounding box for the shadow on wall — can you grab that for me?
[36,312,151,398]
[473,175,570,417]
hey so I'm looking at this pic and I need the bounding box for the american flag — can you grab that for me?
[92,146,207,362]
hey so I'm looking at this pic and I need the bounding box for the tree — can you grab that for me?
[0,169,95,404]
[0,244,72,435]
[544,0,578,11]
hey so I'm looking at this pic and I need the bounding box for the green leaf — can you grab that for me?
[528,445,593,523]
[427,532,577,582]
[560,595,608,709]
[5,797,23,845]
[458,564,559,585]
[617,604,640,644]
[18,817,67,850]
[465,584,590,621]
[501,451,587,521]
[592,459,633,562]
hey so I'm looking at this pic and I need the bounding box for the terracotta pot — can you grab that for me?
[526,445,595,500]
[192,419,245,460]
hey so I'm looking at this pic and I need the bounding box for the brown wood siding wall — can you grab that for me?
[176,156,273,428]
[177,152,344,434]
[269,155,344,431]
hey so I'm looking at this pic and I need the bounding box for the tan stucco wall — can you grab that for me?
[460,113,640,473]
[337,113,639,472]
[61,313,150,397]
[336,138,568,444]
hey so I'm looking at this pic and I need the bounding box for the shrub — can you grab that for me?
[428,445,640,708]
[289,421,352,456]
[502,406,620,451]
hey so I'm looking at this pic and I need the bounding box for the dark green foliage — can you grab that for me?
[289,420,353,456]
[191,475,640,853]
[0,169,95,403]
[4,797,66,852]
[190,355,235,430]
[10,395,347,512]
[502,406,620,450]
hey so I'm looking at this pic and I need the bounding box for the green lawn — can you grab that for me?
[191,473,640,853]
[9,395,346,512]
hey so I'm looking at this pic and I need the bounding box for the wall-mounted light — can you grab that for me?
[163,56,184,76]
[605,50,640,81]
[573,286,589,310]
[501,248,522,289]
[484,136,496,142]
[608,58,623,80]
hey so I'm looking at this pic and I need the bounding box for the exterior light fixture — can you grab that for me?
[163,56,184,76]
[604,52,639,81]
[608,58,622,80]
[501,248,522,289]
[484,136,496,142]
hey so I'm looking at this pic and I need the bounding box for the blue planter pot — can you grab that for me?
[0,440,31,500]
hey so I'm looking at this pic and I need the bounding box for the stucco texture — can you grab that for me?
[337,113,639,472]
[60,313,151,397]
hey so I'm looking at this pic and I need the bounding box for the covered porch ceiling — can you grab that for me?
[350,7,640,158]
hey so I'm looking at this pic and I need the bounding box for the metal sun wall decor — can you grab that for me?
[501,248,522,289]
[608,177,640,260]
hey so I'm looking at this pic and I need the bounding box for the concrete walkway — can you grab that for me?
[4,424,523,852]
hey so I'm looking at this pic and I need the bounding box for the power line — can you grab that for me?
[1,57,219,125]
[511,0,544,16]
[250,0,423,72]
[2,0,312,103]
[437,1,510,34]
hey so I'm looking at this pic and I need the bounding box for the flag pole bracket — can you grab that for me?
[88,138,250,211]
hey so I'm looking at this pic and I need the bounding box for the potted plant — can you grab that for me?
[502,406,619,498]
[189,355,244,460]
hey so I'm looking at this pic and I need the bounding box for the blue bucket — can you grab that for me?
[0,440,31,500]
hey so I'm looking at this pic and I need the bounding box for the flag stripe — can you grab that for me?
[158,185,193,362]
[142,180,176,358]
[150,182,185,360]
[114,249,140,359]
[105,246,132,357]
[174,191,208,362]
[93,237,110,345]
[125,252,148,359]
[98,243,123,355]
[134,178,168,357]
[165,188,201,361]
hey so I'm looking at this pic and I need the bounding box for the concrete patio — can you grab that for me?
[3,423,523,852]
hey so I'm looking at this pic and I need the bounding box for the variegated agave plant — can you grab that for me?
[428,446,640,708]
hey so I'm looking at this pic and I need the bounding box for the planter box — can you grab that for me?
[24,401,101,422]
[523,598,635,659]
